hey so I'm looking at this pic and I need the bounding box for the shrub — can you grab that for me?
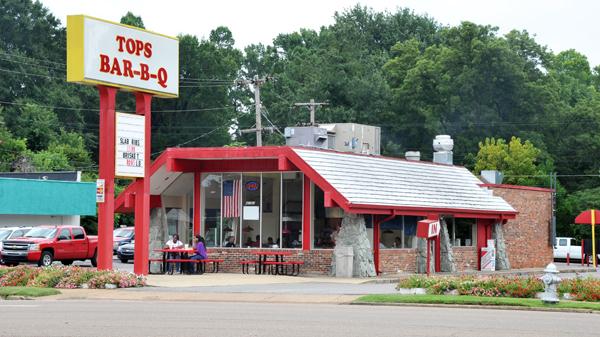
[0,265,146,289]
[0,266,41,287]
[559,277,600,302]
[398,275,543,299]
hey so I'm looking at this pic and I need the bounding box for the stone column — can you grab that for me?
[416,238,434,274]
[493,222,511,270]
[149,207,167,274]
[331,212,376,277]
[440,217,457,272]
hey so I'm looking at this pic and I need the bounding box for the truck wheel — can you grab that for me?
[62,260,73,266]
[91,250,98,267]
[38,251,53,267]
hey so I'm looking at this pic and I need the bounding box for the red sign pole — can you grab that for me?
[133,92,152,275]
[97,85,118,270]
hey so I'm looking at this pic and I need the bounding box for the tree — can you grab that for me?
[473,136,551,186]
[120,11,145,28]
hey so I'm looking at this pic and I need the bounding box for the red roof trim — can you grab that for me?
[347,203,517,219]
[480,183,553,193]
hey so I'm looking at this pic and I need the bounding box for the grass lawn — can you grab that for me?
[0,287,60,298]
[356,294,600,311]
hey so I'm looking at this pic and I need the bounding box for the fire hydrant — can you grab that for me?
[540,263,561,304]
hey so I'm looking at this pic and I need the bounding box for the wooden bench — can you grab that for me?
[240,260,258,274]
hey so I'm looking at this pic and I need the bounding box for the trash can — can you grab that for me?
[334,245,354,278]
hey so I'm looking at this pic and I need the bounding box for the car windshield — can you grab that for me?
[24,228,57,239]
[114,228,133,238]
[0,230,10,241]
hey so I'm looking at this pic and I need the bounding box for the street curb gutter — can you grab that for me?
[350,301,600,314]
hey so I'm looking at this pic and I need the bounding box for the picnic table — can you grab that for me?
[251,251,293,275]
[149,248,223,274]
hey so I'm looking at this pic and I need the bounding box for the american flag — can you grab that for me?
[223,179,240,218]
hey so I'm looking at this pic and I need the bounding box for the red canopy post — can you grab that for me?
[574,209,600,268]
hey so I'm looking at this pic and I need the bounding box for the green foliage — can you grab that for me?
[356,294,600,309]
[120,11,145,28]
[474,136,550,186]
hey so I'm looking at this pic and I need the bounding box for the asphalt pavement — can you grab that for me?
[1,300,599,337]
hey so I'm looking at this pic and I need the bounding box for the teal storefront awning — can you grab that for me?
[0,178,96,216]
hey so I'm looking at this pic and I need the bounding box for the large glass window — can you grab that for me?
[282,172,303,248]
[199,172,304,249]
[379,216,418,249]
[201,174,221,247]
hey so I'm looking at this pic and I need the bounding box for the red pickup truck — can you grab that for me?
[0,225,98,267]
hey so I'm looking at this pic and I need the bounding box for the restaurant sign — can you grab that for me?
[67,15,179,98]
[115,112,145,178]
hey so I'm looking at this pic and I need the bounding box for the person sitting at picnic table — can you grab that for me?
[189,235,207,273]
[165,234,184,273]
[263,237,275,248]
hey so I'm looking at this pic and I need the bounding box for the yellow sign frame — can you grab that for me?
[67,15,179,98]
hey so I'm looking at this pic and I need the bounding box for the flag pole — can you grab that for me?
[593,209,597,269]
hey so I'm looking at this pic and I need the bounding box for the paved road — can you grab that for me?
[1,300,598,337]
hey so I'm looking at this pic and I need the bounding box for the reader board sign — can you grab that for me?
[67,15,178,98]
[115,112,145,178]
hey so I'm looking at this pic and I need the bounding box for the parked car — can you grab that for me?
[117,241,134,263]
[0,227,32,264]
[0,225,98,267]
[554,237,600,262]
[554,237,582,260]
[113,227,134,254]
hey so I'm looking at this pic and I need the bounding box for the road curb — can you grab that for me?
[351,301,600,314]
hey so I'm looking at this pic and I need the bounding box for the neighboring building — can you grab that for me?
[0,172,96,227]
[114,144,557,275]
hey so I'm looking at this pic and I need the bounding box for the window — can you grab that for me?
[10,230,27,238]
[58,229,71,240]
[201,174,222,247]
[72,228,85,240]
[379,216,419,249]
[559,238,567,246]
[222,173,242,247]
[448,217,476,247]
[200,172,304,249]
[282,172,302,248]
[312,185,340,249]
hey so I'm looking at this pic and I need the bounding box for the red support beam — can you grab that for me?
[302,176,311,251]
[193,172,201,236]
[373,216,381,275]
[97,85,117,271]
[133,92,152,275]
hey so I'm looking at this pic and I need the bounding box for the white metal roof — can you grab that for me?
[292,148,516,213]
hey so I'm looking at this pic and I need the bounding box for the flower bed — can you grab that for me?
[397,275,599,301]
[0,266,145,289]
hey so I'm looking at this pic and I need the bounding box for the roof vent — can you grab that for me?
[405,151,421,161]
[433,135,453,165]
[481,170,504,184]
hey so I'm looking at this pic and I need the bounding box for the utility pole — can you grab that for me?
[237,75,272,146]
[294,99,328,125]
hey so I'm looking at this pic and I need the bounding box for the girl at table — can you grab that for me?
[189,235,208,273]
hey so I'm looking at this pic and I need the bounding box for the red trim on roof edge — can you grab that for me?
[480,184,553,193]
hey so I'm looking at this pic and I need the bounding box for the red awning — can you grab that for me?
[574,209,600,224]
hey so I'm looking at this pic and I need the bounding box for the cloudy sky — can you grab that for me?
[41,0,600,66]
